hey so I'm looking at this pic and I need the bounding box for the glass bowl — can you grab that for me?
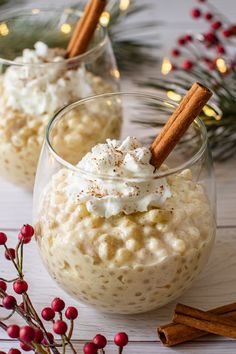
[0,8,120,189]
[33,92,216,314]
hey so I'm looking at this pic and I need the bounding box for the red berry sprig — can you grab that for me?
[167,0,236,76]
[0,226,130,354]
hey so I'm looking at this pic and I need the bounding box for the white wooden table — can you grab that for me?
[0,0,236,352]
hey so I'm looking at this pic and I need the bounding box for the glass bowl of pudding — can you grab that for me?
[33,92,216,314]
[0,8,120,189]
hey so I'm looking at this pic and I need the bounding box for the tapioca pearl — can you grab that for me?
[121,224,142,240]
[147,237,160,252]
[136,248,150,261]
[142,225,154,237]
[155,223,168,232]
[114,248,132,265]
[125,238,141,251]
[155,248,168,261]
[98,240,115,261]
[171,239,186,254]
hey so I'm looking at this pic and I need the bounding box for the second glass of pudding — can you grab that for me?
[33,93,216,314]
[0,8,120,189]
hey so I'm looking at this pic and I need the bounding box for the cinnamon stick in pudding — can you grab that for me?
[158,302,236,346]
[150,82,212,168]
[173,303,236,340]
[67,0,106,58]
[66,0,94,54]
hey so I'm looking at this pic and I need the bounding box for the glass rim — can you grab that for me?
[0,8,108,67]
[45,91,209,181]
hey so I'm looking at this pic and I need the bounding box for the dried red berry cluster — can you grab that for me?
[169,0,236,73]
[0,226,129,353]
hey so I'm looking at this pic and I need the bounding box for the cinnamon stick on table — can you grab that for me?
[150,82,212,168]
[173,303,236,340]
[67,0,106,58]
[158,302,236,346]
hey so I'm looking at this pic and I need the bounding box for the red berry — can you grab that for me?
[20,225,34,238]
[51,297,65,312]
[177,37,186,46]
[2,295,16,309]
[65,306,78,320]
[8,350,21,354]
[20,342,31,351]
[182,59,193,70]
[53,320,68,335]
[5,248,16,260]
[204,12,213,21]
[41,307,55,321]
[93,334,107,349]
[7,325,20,339]
[216,45,225,54]
[211,21,222,30]
[19,326,35,343]
[204,31,217,43]
[0,280,7,292]
[191,8,201,18]
[0,351,6,354]
[42,332,54,345]
[18,233,31,244]
[114,332,129,347]
[222,29,232,37]
[171,48,180,57]
[83,342,97,354]
[0,232,7,245]
[185,34,193,42]
[34,328,44,343]
[13,280,28,294]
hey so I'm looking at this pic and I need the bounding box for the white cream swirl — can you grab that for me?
[3,42,93,115]
[66,137,171,217]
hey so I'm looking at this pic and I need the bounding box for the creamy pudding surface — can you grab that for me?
[0,42,120,189]
[35,137,215,314]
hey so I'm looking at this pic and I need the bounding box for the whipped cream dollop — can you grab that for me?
[3,42,93,115]
[66,137,171,217]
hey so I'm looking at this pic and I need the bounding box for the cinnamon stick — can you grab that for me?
[158,302,236,346]
[67,0,106,58]
[66,0,93,54]
[150,82,212,168]
[173,303,236,340]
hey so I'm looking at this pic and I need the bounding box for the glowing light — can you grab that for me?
[31,8,40,14]
[161,57,172,75]
[100,11,110,27]
[0,22,9,36]
[216,58,227,73]
[167,91,181,102]
[60,23,72,34]
[203,106,221,120]
[110,68,120,79]
[119,0,130,11]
